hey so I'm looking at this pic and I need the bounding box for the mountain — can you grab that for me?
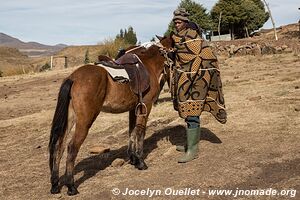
[0,33,67,57]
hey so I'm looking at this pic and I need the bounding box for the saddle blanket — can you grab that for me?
[97,63,129,82]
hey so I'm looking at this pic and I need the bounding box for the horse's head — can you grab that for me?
[156,34,173,49]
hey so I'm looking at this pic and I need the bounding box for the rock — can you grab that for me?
[252,44,262,56]
[283,48,293,53]
[229,45,235,55]
[275,46,282,54]
[281,45,288,50]
[261,45,276,55]
[248,96,262,101]
[246,48,252,55]
[89,146,110,154]
[218,46,225,51]
[111,158,125,167]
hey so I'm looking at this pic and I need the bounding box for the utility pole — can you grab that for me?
[262,0,278,40]
[218,11,222,40]
[298,8,300,39]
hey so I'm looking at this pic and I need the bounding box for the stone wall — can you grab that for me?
[210,40,297,57]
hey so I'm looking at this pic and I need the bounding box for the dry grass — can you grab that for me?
[0,52,299,199]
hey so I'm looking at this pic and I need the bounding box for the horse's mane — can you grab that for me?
[127,42,160,58]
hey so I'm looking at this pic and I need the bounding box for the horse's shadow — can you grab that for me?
[154,96,172,104]
[70,125,222,188]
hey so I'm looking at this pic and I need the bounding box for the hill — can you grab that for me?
[0,33,67,57]
[255,23,299,40]
[0,46,31,76]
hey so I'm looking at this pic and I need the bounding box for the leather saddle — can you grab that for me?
[98,53,150,95]
[97,53,150,116]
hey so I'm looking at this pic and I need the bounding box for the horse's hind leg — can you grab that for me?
[64,80,106,195]
[128,103,152,170]
[64,103,102,195]
[65,122,89,195]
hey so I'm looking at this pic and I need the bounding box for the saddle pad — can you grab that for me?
[97,64,129,82]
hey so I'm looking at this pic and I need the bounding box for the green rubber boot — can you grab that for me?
[176,145,185,152]
[178,127,200,163]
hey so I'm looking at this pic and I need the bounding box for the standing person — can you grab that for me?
[169,8,227,163]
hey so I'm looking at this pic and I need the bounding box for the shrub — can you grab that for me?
[39,62,51,72]
[97,38,131,58]
[84,49,90,64]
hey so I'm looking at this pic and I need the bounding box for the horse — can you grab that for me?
[48,36,173,195]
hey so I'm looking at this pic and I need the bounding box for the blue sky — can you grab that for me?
[0,0,299,45]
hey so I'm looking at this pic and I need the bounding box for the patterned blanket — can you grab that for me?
[171,28,227,124]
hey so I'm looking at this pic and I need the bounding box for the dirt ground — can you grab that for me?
[0,53,299,200]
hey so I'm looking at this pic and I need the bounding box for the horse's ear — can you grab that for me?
[156,35,164,41]
[169,31,174,37]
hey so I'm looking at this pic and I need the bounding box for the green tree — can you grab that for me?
[119,29,124,38]
[116,29,125,40]
[252,0,266,10]
[238,0,268,37]
[165,0,212,35]
[84,49,90,64]
[211,0,269,39]
[124,26,137,45]
[115,26,137,45]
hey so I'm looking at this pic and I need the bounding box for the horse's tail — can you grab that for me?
[49,78,73,170]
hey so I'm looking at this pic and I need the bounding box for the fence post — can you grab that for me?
[50,56,53,69]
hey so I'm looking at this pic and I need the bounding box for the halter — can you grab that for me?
[152,40,176,94]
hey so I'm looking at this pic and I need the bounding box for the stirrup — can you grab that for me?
[135,102,147,116]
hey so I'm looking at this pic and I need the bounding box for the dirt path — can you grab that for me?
[0,54,299,200]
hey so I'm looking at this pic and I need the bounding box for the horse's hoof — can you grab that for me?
[129,155,138,165]
[67,186,79,196]
[50,186,61,194]
[135,161,148,170]
[50,187,60,194]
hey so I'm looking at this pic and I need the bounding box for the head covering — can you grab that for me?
[172,8,190,22]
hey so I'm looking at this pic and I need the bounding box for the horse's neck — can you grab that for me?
[139,53,164,80]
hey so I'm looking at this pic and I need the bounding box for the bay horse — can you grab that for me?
[49,37,173,195]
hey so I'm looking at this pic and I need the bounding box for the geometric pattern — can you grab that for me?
[171,28,227,123]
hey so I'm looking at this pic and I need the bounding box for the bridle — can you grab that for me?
[155,41,175,80]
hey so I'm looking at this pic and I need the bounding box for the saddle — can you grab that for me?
[98,53,150,116]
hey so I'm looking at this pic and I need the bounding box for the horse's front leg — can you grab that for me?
[127,109,137,165]
[128,104,152,170]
